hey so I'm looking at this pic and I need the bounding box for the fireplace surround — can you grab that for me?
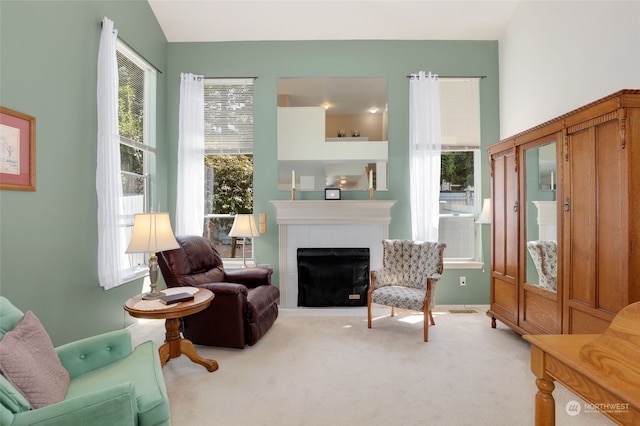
[271,200,396,307]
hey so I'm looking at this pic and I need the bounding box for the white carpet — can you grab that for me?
[130,306,612,426]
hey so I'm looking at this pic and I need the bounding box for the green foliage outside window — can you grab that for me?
[205,154,253,214]
[117,51,144,179]
[441,151,474,189]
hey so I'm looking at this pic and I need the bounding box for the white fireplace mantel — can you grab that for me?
[271,200,396,307]
[271,200,396,225]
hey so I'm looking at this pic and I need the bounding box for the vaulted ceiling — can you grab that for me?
[147,0,521,42]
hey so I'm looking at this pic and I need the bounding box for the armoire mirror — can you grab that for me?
[524,140,558,292]
[277,77,388,191]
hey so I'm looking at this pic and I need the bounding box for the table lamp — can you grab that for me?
[228,214,259,268]
[126,212,180,299]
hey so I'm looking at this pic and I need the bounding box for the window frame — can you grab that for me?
[202,78,255,267]
[437,78,483,270]
[116,40,158,283]
[440,149,483,270]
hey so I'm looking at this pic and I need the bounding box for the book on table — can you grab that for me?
[159,292,195,305]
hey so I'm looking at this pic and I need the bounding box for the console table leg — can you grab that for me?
[530,345,555,426]
[535,377,555,426]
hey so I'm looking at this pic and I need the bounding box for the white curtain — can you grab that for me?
[409,71,441,242]
[175,73,205,236]
[96,17,124,289]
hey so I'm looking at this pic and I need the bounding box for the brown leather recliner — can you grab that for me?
[157,235,279,349]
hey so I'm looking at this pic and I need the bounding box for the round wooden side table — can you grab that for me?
[124,288,218,372]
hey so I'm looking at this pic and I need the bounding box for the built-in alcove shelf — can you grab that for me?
[270,200,396,307]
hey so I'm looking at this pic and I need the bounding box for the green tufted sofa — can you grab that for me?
[0,297,170,425]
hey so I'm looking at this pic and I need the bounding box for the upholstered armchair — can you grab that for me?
[0,297,170,426]
[158,235,279,349]
[526,240,558,292]
[367,240,446,342]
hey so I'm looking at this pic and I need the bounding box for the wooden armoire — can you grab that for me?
[488,90,640,335]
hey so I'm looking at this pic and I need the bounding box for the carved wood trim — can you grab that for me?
[618,108,627,149]
[490,155,494,177]
[488,90,640,151]
[566,111,618,134]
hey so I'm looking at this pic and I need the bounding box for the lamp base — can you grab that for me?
[142,290,163,300]
[142,254,163,300]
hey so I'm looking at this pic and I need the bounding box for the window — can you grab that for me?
[438,78,482,267]
[203,79,254,262]
[117,41,157,280]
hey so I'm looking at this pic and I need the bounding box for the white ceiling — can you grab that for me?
[148,0,521,42]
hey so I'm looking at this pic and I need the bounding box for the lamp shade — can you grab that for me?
[228,214,259,238]
[476,198,492,224]
[126,213,180,253]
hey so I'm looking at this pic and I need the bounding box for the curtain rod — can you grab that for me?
[203,77,258,80]
[407,74,486,79]
[100,21,163,74]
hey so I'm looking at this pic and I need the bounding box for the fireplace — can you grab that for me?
[271,200,396,307]
[297,248,370,307]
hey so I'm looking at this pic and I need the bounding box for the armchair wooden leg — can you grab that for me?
[424,311,429,342]
[367,300,372,329]
[391,307,395,317]
[429,311,436,325]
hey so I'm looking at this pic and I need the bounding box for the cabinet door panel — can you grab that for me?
[505,153,518,280]
[568,306,611,334]
[492,156,506,274]
[492,151,518,280]
[491,149,519,326]
[596,120,627,313]
[522,287,560,334]
[567,129,596,305]
[493,277,517,321]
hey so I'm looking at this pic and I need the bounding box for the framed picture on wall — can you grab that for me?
[0,107,36,191]
[324,188,341,200]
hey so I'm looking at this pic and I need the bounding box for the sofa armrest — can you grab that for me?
[56,329,132,379]
[197,282,248,296]
[224,267,272,288]
[9,382,136,426]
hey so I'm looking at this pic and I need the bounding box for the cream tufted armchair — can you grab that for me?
[526,240,558,292]
[367,240,446,342]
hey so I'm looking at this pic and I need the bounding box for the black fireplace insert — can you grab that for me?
[297,247,370,307]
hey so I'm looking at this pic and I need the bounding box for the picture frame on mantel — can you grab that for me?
[324,188,341,200]
[0,107,36,191]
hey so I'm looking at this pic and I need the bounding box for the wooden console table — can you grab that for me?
[524,302,640,425]
[124,288,218,372]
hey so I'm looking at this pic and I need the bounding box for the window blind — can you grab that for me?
[204,78,254,154]
[440,78,480,151]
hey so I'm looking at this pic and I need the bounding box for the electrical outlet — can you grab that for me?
[460,276,467,286]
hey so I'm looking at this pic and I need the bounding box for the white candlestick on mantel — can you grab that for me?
[369,169,373,190]
[291,170,295,189]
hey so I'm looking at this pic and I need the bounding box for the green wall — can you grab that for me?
[0,1,168,345]
[0,1,499,346]
[166,40,499,306]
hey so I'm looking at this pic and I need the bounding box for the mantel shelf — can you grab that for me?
[270,200,396,225]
